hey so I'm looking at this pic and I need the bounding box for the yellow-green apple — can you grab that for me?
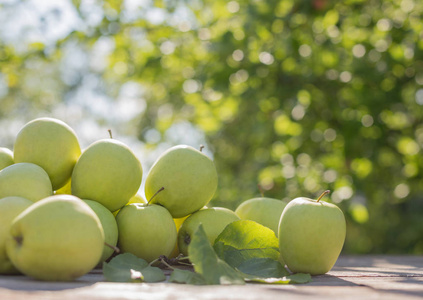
[116,203,177,262]
[5,194,104,281]
[13,118,81,190]
[0,147,14,170]
[145,145,217,218]
[178,207,240,256]
[0,196,33,274]
[235,197,287,235]
[83,199,118,263]
[0,163,53,202]
[278,191,346,275]
[71,139,142,212]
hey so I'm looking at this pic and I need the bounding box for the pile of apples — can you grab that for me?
[0,117,346,282]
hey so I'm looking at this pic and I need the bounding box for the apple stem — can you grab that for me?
[199,145,205,152]
[147,187,165,205]
[108,129,113,139]
[14,236,23,246]
[257,184,265,197]
[104,242,120,254]
[317,190,331,202]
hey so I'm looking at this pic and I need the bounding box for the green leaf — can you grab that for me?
[213,220,281,268]
[245,273,312,284]
[237,257,289,278]
[188,224,245,285]
[169,268,207,285]
[103,253,166,283]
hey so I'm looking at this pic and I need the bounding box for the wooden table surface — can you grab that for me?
[0,255,422,299]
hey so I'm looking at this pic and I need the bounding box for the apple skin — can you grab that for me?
[71,139,143,212]
[0,163,53,202]
[145,145,217,218]
[0,147,14,171]
[278,196,346,275]
[116,204,177,263]
[13,118,81,190]
[83,199,119,263]
[235,197,287,235]
[0,196,33,274]
[5,194,104,281]
[178,207,240,256]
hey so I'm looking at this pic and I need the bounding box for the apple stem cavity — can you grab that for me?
[14,236,23,247]
[104,242,120,254]
[147,187,165,205]
[108,129,113,139]
[184,234,191,245]
[317,190,331,202]
[199,145,205,152]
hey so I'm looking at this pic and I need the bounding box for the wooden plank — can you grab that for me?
[0,255,422,299]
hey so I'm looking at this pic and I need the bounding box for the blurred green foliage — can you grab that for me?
[1,0,423,254]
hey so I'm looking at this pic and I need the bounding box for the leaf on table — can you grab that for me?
[103,253,166,283]
[237,257,289,278]
[213,220,281,268]
[169,268,207,285]
[245,273,312,284]
[188,224,245,285]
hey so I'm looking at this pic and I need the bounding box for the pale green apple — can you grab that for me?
[0,163,53,202]
[178,207,240,256]
[278,191,346,275]
[13,118,81,190]
[0,196,33,274]
[6,194,104,281]
[0,147,14,170]
[71,139,143,212]
[83,199,119,263]
[145,145,218,218]
[116,203,177,262]
[235,197,287,235]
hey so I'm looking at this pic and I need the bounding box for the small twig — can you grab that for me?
[104,242,120,254]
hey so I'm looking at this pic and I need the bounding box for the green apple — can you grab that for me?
[6,194,104,281]
[0,147,14,170]
[71,139,143,212]
[13,118,81,190]
[278,191,346,275]
[0,196,33,274]
[235,197,287,235]
[145,145,218,218]
[83,199,119,263]
[0,163,53,202]
[116,203,177,262]
[178,207,240,256]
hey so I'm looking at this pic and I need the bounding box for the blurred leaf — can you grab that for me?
[169,268,207,285]
[188,224,245,285]
[237,258,289,278]
[103,253,165,283]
